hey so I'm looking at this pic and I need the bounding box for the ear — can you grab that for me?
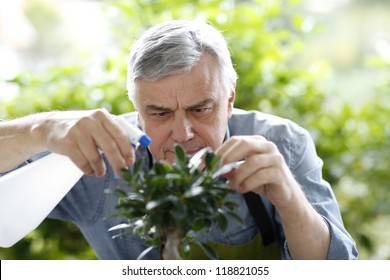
[227,84,236,118]
[137,113,144,130]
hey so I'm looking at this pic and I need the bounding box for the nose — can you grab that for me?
[171,114,194,143]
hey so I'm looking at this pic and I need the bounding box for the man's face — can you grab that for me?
[134,54,235,163]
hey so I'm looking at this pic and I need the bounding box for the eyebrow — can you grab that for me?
[184,98,214,110]
[145,98,215,112]
[145,104,171,112]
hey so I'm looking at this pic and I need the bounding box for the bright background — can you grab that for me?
[0,0,389,260]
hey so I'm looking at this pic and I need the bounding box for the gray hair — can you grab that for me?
[126,19,237,102]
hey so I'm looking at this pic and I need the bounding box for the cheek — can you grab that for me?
[197,122,227,150]
[142,122,171,160]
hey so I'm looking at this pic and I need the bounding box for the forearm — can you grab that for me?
[279,187,330,260]
[1,109,136,177]
[0,114,47,172]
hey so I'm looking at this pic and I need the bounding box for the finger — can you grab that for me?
[74,129,107,177]
[92,127,127,177]
[68,145,97,176]
[89,110,131,177]
[230,167,275,194]
[215,137,243,164]
[215,137,237,158]
[93,109,135,165]
[227,154,275,187]
[217,136,276,165]
[102,115,135,166]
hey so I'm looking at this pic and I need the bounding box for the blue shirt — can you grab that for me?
[42,109,357,259]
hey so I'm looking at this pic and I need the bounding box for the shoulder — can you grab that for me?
[229,108,309,142]
[229,109,316,170]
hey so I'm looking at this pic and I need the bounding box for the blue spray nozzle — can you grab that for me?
[139,135,152,147]
[116,117,152,148]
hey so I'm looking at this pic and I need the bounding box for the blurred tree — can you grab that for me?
[0,0,389,259]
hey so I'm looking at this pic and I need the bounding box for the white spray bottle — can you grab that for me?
[0,117,151,248]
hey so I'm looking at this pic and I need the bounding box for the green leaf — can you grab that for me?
[149,175,166,187]
[225,201,239,211]
[146,195,179,210]
[175,144,186,164]
[198,242,218,260]
[191,218,205,231]
[216,211,228,232]
[165,173,182,180]
[181,243,191,259]
[204,151,214,170]
[133,157,144,174]
[154,161,172,174]
[109,188,127,197]
[205,151,220,171]
[226,211,244,226]
[121,169,134,182]
[107,223,131,232]
[184,186,204,198]
[137,246,156,260]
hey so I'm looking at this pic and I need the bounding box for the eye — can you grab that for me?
[192,107,212,115]
[151,111,170,118]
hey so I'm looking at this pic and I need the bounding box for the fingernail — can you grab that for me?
[126,157,135,166]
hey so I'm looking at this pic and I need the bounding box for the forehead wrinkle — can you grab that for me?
[145,103,172,112]
[143,90,180,112]
[183,98,215,110]
[145,93,215,113]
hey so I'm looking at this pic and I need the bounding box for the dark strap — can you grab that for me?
[244,192,275,246]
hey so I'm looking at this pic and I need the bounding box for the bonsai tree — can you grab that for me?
[108,145,243,260]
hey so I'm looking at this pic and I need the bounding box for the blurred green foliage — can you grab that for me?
[112,145,241,260]
[0,0,389,259]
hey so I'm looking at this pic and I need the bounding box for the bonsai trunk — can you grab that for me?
[162,229,182,260]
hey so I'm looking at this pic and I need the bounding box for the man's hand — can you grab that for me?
[216,135,330,259]
[35,108,135,177]
[215,135,300,209]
